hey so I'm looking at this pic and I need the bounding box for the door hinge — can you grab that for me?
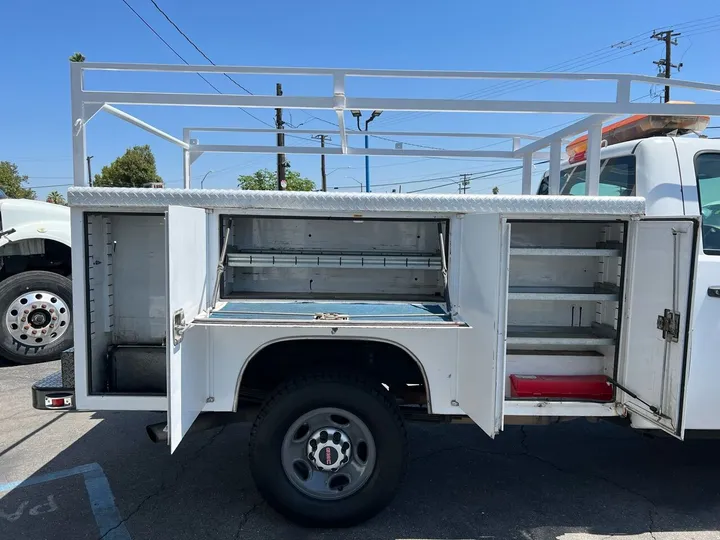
[173,309,186,345]
[656,309,680,343]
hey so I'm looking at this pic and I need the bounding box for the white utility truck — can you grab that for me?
[32,62,720,527]
[0,193,72,364]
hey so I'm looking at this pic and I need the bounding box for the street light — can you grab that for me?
[345,175,363,192]
[351,110,383,192]
[200,170,214,188]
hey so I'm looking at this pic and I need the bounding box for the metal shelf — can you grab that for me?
[506,324,617,346]
[509,247,621,257]
[508,283,619,301]
[227,250,442,270]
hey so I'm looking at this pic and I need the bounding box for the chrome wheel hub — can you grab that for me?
[307,427,352,472]
[6,291,70,347]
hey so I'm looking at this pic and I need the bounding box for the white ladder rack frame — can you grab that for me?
[70,62,720,195]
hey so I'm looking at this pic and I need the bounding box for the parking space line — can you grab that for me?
[0,462,131,540]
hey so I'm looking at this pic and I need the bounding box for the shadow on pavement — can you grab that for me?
[2,410,720,540]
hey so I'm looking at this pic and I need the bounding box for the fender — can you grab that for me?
[0,199,71,249]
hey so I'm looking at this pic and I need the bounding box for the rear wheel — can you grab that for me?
[0,271,72,365]
[249,372,407,527]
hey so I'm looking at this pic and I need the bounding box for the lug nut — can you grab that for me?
[32,304,37,309]
[41,304,47,308]
[52,316,57,321]
[41,329,47,334]
[24,310,29,314]
[24,325,30,330]
[50,324,54,328]
[49,309,54,313]
[21,317,26,322]
[31,330,37,335]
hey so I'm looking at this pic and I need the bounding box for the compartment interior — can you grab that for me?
[85,213,167,396]
[221,215,448,302]
[505,220,627,402]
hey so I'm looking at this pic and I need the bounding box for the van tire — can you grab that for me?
[248,372,407,527]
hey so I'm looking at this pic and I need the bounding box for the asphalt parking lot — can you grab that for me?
[2,359,720,540]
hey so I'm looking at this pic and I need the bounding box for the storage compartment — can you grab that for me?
[84,213,168,396]
[220,215,448,302]
[505,220,626,402]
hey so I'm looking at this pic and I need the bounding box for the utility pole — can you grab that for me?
[652,30,682,103]
[275,83,286,190]
[312,134,330,191]
[459,174,470,194]
[86,155,94,187]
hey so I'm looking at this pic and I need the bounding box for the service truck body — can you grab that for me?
[32,61,720,526]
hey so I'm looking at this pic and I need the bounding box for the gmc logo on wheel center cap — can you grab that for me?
[325,447,332,465]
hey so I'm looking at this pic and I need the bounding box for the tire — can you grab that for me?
[0,271,73,365]
[249,372,408,527]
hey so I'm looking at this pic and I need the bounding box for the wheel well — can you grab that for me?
[237,339,429,410]
[0,239,71,278]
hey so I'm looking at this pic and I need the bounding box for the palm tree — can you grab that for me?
[69,53,86,62]
[46,191,67,205]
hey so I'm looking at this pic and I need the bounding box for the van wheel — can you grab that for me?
[249,373,407,527]
[0,271,73,365]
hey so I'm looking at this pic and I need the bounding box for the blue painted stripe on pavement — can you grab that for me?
[0,462,101,492]
[84,466,131,540]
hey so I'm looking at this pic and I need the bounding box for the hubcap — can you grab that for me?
[281,407,376,500]
[6,291,71,348]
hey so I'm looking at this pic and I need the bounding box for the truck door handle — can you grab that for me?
[708,287,720,298]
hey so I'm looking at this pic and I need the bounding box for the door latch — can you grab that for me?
[656,309,680,343]
[173,309,186,345]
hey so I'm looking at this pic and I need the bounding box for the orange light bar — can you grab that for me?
[566,105,710,163]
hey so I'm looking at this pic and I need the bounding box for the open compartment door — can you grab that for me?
[617,220,696,438]
[455,214,510,437]
[166,206,209,452]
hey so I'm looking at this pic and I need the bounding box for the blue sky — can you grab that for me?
[2,0,720,200]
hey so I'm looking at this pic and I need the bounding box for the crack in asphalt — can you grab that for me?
[413,426,662,539]
[97,425,227,540]
[231,501,265,539]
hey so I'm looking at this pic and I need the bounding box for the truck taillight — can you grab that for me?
[45,394,73,409]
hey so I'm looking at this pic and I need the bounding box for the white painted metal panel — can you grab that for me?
[618,220,695,437]
[452,214,509,436]
[673,141,720,429]
[166,206,209,452]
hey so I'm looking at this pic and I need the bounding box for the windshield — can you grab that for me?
[537,155,636,196]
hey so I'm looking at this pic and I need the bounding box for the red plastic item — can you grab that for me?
[509,374,612,401]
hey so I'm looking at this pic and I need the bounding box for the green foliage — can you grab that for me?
[491,186,500,194]
[0,161,35,199]
[94,145,163,188]
[46,191,67,205]
[69,52,85,62]
[238,168,315,191]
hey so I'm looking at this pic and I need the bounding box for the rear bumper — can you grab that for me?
[32,349,75,411]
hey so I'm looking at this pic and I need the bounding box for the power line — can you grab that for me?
[120,0,272,127]
[148,0,337,131]
[382,15,720,128]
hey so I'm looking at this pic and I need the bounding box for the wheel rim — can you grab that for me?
[281,407,376,501]
[6,290,71,349]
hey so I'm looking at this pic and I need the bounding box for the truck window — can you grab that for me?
[695,152,720,255]
[537,155,636,196]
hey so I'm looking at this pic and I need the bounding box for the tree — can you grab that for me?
[46,191,67,205]
[238,168,315,191]
[69,52,85,62]
[491,186,500,194]
[0,161,35,199]
[94,145,163,188]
